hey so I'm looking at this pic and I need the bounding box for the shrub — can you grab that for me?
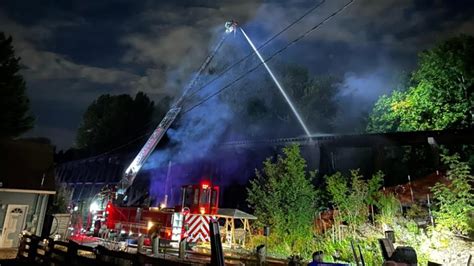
[431,154,474,235]
[247,144,317,256]
[376,192,401,227]
[327,170,384,233]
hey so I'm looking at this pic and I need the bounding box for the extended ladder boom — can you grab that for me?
[120,107,181,191]
[118,34,228,194]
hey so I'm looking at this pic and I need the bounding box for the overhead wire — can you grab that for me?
[183,0,354,114]
[182,0,326,103]
[65,100,177,162]
[63,131,152,163]
[66,0,331,161]
[65,36,229,161]
[64,0,351,162]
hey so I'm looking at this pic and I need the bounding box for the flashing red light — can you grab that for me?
[200,207,206,215]
[201,183,209,189]
[182,207,190,216]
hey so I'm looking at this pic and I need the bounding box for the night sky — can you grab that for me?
[1,0,473,149]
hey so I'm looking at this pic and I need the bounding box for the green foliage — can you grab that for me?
[293,73,342,132]
[367,171,384,205]
[326,170,383,232]
[225,63,342,136]
[367,35,474,132]
[76,92,157,154]
[391,218,430,265]
[312,228,384,265]
[431,154,474,235]
[246,149,474,263]
[376,193,401,227]
[326,172,348,210]
[355,237,384,265]
[405,220,420,235]
[247,144,317,255]
[405,203,428,221]
[412,35,474,102]
[0,32,34,138]
[366,90,405,132]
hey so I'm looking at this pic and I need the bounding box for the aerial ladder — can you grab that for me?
[116,28,234,198]
[87,22,258,245]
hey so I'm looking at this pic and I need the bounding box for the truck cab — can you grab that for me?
[180,181,219,215]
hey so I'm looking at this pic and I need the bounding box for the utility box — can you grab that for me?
[50,213,71,241]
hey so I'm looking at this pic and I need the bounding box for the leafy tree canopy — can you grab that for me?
[367,35,474,132]
[0,32,34,138]
[224,63,341,137]
[76,92,157,155]
[247,144,317,254]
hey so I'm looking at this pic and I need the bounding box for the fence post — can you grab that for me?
[16,235,25,259]
[67,240,78,263]
[137,234,144,253]
[179,239,186,259]
[152,236,159,255]
[210,218,224,266]
[45,238,55,265]
[27,235,40,263]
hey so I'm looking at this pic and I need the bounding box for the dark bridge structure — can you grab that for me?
[56,128,474,207]
[222,128,474,147]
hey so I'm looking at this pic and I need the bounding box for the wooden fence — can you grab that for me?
[16,234,289,265]
[16,234,201,266]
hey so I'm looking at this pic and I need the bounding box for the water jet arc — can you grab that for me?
[240,28,312,138]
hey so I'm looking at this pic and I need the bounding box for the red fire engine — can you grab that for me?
[86,23,244,246]
[101,181,219,243]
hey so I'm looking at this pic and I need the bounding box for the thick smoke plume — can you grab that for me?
[139,0,474,206]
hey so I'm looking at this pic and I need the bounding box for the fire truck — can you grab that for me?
[99,181,219,244]
[88,23,238,245]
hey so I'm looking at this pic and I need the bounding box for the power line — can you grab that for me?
[63,131,152,163]
[67,102,181,161]
[62,0,346,162]
[65,102,176,162]
[178,34,229,105]
[64,1,329,161]
[65,37,229,161]
[183,0,354,114]
[183,0,326,103]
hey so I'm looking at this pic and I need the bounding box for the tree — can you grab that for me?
[0,32,34,137]
[223,63,341,137]
[367,35,474,132]
[326,170,384,233]
[76,92,157,155]
[247,144,317,254]
[48,183,71,214]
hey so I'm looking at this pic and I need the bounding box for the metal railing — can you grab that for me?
[16,234,290,265]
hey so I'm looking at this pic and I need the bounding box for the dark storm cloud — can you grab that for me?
[0,0,473,148]
[249,0,474,65]
[0,0,262,148]
[243,0,474,134]
[120,0,263,95]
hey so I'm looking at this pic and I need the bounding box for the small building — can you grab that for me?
[0,139,55,248]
